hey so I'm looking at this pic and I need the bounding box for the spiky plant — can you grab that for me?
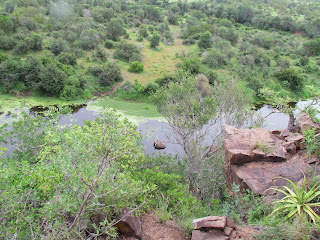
[268,176,320,224]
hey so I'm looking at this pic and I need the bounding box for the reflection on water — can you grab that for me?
[1,102,312,157]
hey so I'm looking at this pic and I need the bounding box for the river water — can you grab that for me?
[1,101,314,157]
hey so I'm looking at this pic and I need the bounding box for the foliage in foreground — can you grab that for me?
[0,110,207,239]
[267,176,320,224]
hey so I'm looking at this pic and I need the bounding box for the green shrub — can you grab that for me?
[0,35,16,50]
[303,38,320,56]
[144,82,159,95]
[60,75,85,100]
[276,68,303,92]
[303,127,320,157]
[57,52,77,66]
[98,61,123,86]
[114,41,141,62]
[149,32,161,48]
[13,40,30,55]
[180,58,201,74]
[198,31,211,49]
[267,176,320,223]
[104,39,115,49]
[128,61,144,73]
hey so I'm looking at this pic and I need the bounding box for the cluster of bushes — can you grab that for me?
[0,110,209,238]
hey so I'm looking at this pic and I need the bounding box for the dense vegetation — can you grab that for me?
[1,0,320,239]
[0,0,319,103]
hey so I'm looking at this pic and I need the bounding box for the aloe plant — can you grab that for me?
[268,176,320,223]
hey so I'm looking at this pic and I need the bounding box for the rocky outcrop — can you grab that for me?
[114,209,145,240]
[296,112,320,132]
[191,216,259,240]
[153,140,166,149]
[193,216,226,230]
[223,122,320,200]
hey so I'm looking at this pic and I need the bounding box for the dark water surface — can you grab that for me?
[0,102,312,157]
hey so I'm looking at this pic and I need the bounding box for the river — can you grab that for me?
[0,100,316,157]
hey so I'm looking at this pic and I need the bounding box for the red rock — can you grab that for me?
[223,125,286,166]
[224,227,233,236]
[114,209,145,240]
[282,141,297,154]
[227,152,315,195]
[226,218,235,229]
[153,140,166,149]
[296,113,320,133]
[235,226,259,240]
[251,149,266,162]
[280,128,291,138]
[193,216,226,230]
[191,230,229,240]
[230,230,237,238]
[266,146,287,162]
[285,133,304,147]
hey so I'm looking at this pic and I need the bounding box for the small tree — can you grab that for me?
[150,32,161,48]
[153,73,252,200]
[39,62,67,96]
[106,19,125,41]
[128,61,144,73]
[114,41,141,62]
[198,31,211,49]
[276,68,303,92]
[99,62,123,86]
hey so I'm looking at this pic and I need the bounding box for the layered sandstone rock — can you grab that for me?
[191,216,259,240]
[222,123,319,200]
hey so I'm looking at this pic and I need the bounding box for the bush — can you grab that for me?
[128,61,144,73]
[303,38,320,56]
[13,40,30,55]
[98,61,123,86]
[144,82,159,95]
[276,68,303,92]
[198,31,211,49]
[39,62,67,96]
[60,75,85,100]
[114,41,141,62]
[156,75,177,87]
[180,58,201,74]
[50,38,70,56]
[203,69,218,85]
[182,38,196,45]
[104,40,115,49]
[150,32,161,48]
[0,35,16,50]
[93,47,108,62]
[79,29,102,50]
[57,52,77,66]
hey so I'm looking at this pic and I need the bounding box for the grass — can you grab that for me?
[88,97,163,122]
[0,94,86,114]
[119,27,190,85]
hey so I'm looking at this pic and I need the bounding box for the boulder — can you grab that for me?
[224,227,233,236]
[222,124,315,196]
[296,112,320,133]
[191,230,229,240]
[235,226,260,240]
[223,125,288,166]
[153,140,166,149]
[114,209,145,240]
[193,216,226,230]
[226,151,318,196]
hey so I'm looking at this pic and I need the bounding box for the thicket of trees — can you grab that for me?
[0,0,318,101]
[0,0,320,239]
